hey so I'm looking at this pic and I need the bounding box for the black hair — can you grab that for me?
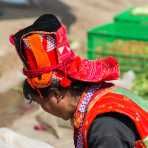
[69,80,89,97]
[23,79,89,103]
[23,80,36,100]
[23,80,50,102]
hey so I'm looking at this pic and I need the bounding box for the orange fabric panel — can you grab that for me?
[24,34,51,68]
[23,34,52,88]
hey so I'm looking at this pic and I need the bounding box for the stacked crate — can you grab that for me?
[87,7,148,73]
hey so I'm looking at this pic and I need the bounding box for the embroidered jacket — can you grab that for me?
[73,82,148,148]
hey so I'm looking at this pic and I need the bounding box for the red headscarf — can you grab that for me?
[10,18,119,89]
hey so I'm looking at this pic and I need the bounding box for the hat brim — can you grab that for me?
[66,56,119,83]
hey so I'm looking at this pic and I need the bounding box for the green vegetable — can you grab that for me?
[131,70,148,100]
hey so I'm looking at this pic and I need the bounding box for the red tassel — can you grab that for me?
[60,77,71,88]
[9,34,15,45]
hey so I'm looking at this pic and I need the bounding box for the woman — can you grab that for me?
[10,14,148,148]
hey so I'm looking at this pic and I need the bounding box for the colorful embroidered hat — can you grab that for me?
[10,14,119,89]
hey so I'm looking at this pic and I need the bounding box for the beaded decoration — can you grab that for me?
[73,84,101,148]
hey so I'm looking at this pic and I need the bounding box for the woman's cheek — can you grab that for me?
[41,103,51,113]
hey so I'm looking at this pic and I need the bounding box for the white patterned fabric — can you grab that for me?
[74,85,101,148]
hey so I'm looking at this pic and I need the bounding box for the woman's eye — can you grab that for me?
[54,91,62,100]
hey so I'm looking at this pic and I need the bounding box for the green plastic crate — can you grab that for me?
[114,7,148,24]
[87,22,148,72]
